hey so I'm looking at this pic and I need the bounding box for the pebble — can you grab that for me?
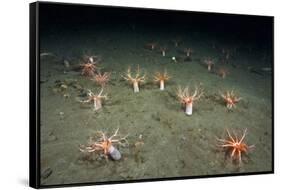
[59,112,64,119]
[60,84,68,90]
[63,60,70,68]
[47,134,57,142]
[41,167,52,179]
[119,173,129,179]
[180,136,187,141]
[63,93,70,98]
[47,132,57,142]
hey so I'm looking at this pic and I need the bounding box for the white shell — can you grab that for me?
[108,146,121,160]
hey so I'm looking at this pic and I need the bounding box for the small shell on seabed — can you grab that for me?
[108,146,121,160]
[64,59,70,68]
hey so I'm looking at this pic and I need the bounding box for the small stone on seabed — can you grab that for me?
[47,134,57,142]
[60,84,68,89]
[64,60,70,68]
[63,93,70,98]
[59,112,65,120]
[41,167,52,179]
[180,136,187,141]
[120,173,130,179]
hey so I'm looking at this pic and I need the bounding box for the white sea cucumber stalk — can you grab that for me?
[108,146,121,160]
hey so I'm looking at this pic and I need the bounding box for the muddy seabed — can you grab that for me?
[39,30,272,185]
